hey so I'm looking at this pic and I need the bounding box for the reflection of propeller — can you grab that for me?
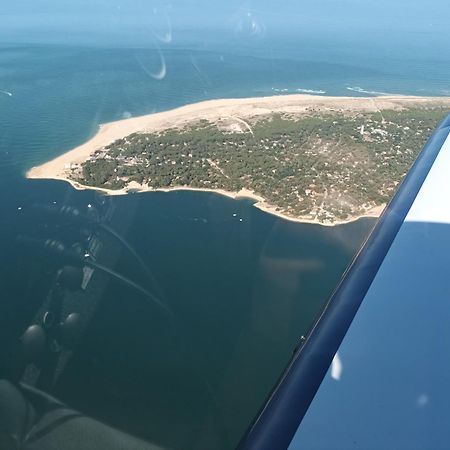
[134,47,167,80]
[151,9,172,44]
[234,9,266,39]
[17,236,172,318]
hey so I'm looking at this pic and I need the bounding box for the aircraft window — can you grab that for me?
[0,1,448,449]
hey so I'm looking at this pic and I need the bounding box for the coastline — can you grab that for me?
[26,93,449,226]
[51,175,386,226]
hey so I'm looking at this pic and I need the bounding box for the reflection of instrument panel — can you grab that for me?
[0,194,169,448]
[17,198,169,391]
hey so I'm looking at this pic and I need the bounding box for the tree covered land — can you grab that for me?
[72,107,448,222]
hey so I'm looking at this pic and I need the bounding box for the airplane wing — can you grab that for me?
[239,112,450,450]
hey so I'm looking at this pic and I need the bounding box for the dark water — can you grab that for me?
[0,176,374,448]
[0,42,419,448]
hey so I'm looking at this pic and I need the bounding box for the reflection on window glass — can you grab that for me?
[0,0,449,448]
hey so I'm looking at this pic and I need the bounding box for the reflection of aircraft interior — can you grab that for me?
[0,380,163,449]
[1,197,170,449]
[1,112,449,450]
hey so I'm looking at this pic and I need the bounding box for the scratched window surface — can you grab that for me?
[0,1,449,449]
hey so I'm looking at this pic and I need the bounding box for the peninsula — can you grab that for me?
[27,95,450,224]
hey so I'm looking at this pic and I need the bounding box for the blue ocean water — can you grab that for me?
[0,36,448,449]
[0,40,449,179]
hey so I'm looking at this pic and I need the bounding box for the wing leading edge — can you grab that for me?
[238,113,450,450]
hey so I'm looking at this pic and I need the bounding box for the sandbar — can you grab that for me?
[26,94,450,225]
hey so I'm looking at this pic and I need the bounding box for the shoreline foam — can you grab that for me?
[48,176,386,227]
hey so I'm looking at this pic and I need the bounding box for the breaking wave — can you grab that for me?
[346,86,392,96]
[295,88,326,94]
[271,87,326,95]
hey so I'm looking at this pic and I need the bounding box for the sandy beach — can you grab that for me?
[48,175,386,226]
[26,93,450,225]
